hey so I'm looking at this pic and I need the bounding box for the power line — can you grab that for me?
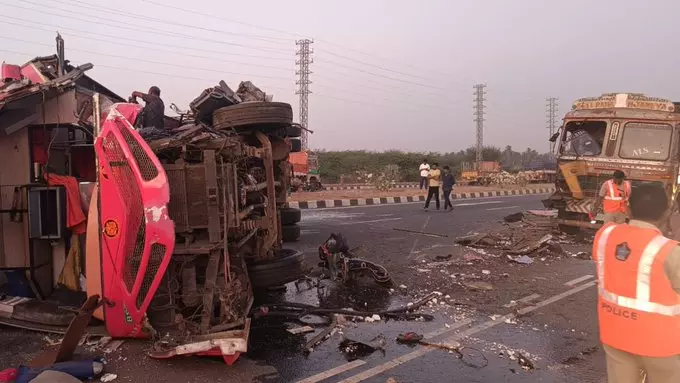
[314,48,438,81]
[473,84,487,165]
[0,36,293,82]
[49,0,292,44]
[140,0,456,79]
[142,0,308,39]
[296,39,313,150]
[3,17,292,62]
[546,97,559,153]
[0,1,291,54]
[314,59,447,91]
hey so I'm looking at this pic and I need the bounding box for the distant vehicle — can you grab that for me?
[459,161,501,186]
[288,151,323,191]
[544,93,680,231]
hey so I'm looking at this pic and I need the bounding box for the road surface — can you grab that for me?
[0,194,606,382]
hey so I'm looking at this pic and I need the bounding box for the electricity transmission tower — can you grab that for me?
[295,39,314,150]
[473,84,487,167]
[546,97,559,153]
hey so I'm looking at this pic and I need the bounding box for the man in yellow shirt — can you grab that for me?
[424,163,441,211]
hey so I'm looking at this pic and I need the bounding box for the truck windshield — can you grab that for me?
[561,121,606,156]
[619,122,672,161]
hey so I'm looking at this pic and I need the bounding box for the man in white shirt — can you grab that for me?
[419,159,430,190]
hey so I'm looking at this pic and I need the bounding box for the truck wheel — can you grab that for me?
[288,138,302,152]
[282,223,301,242]
[280,207,301,225]
[248,249,308,289]
[285,124,302,138]
[213,102,293,130]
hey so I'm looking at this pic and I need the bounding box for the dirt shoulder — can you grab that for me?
[288,183,553,202]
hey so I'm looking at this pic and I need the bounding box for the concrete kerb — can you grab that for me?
[288,187,556,209]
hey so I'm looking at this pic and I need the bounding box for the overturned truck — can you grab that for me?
[91,86,306,364]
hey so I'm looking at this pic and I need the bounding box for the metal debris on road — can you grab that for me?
[463,281,495,291]
[396,332,488,368]
[100,373,118,382]
[517,352,536,370]
[508,255,534,264]
[287,326,315,335]
[319,233,391,284]
[339,334,386,360]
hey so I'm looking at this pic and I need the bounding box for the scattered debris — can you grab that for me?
[396,332,488,368]
[287,326,315,335]
[463,281,495,291]
[319,233,391,284]
[508,255,534,264]
[481,270,491,275]
[305,315,339,352]
[339,334,386,360]
[455,211,566,261]
[100,373,118,382]
[517,352,536,370]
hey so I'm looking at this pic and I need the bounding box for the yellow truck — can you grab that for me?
[544,93,679,232]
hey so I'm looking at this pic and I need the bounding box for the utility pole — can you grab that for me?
[473,84,487,169]
[546,97,559,153]
[295,39,313,150]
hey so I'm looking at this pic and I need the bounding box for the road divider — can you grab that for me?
[289,187,556,210]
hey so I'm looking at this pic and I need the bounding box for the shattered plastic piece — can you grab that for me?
[399,284,407,289]
[101,373,118,382]
[463,281,495,291]
[339,334,386,360]
[371,314,381,322]
[517,353,536,370]
[508,255,534,264]
[444,295,450,299]
[416,268,430,273]
[433,291,443,296]
[287,326,315,334]
[504,318,517,324]
[482,270,491,275]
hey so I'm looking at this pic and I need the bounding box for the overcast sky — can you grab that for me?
[0,0,677,153]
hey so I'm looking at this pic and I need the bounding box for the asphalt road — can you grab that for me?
[0,194,606,382]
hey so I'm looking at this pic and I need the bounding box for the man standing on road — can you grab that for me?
[441,166,455,211]
[419,159,430,190]
[424,163,441,211]
[591,170,631,224]
[592,183,680,383]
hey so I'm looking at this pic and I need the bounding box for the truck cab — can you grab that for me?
[546,93,680,230]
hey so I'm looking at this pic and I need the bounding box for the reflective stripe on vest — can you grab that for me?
[595,225,680,316]
[604,180,624,201]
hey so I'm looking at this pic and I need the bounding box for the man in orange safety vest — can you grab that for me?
[592,170,632,224]
[592,183,680,383]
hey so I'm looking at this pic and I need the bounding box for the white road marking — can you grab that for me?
[564,274,594,287]
[339,218,402,225]
[453,201,502,207]
[408,216,431,258]
[423,318,474,339]
[335,281,597,383]
[295,360,367,383]
[518,293,541,303]
[486,205,520,211]
[297,194,543,212]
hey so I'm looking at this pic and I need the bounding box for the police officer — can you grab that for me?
[592,183,680,383]
[592,170,631,224]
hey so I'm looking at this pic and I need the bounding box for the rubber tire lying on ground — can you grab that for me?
[289,138,302,153]
[282,223,301,242]
[280,207,302,225]
[213,102,293,130]
[248,249,308,289]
